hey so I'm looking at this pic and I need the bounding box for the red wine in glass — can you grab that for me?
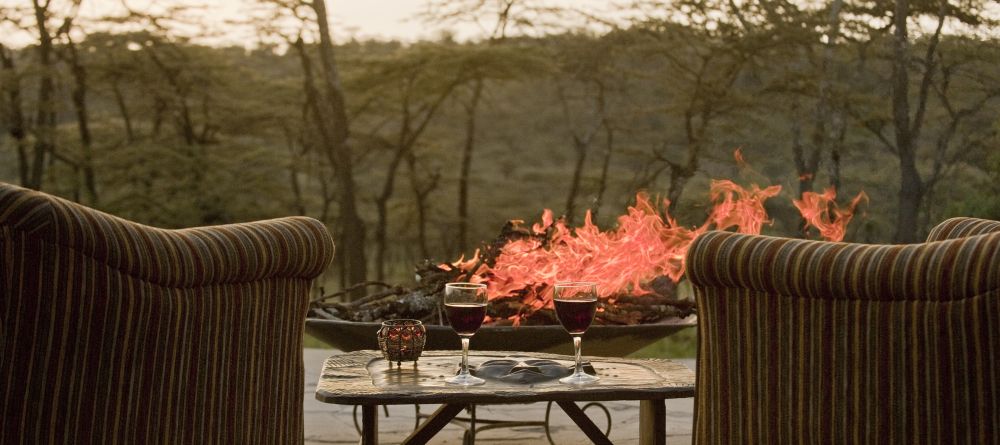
[554,299,597,334]
[445,303,487,336]
[554,282,600,385]
[444,283,488,385]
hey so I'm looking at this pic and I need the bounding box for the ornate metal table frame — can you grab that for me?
[351,399,612,444]
[316,350,696,445]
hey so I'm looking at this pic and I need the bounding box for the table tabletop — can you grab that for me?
[315,350,696,445]
[316,350,696,405]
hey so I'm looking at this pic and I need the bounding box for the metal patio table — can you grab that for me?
[315,350,696,445]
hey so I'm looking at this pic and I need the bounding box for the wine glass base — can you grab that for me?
[559,372,600,385]
[446,373,485,386]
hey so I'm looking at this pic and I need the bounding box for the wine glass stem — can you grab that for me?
[573,335,582,375]
[461,337,471,375]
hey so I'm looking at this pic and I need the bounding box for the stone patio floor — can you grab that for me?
[303,348,695,444]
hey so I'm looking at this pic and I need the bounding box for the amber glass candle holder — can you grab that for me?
[377,319,427,367]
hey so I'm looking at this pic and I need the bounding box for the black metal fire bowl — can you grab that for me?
[305,316,696,357]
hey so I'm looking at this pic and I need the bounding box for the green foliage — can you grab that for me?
[629,327,698,359]
[935,148,1000,221]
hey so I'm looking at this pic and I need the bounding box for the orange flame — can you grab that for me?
[483,193,697,304]
[793,187,868,242]
[448,181,781,323]
[707,180,782,235]
[443,149,865,324]
[734,147,748,169]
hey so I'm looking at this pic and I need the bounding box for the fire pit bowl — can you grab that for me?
[306,316,696,357]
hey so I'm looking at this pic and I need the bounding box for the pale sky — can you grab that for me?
[2,0,992,48]
[0,0,623,48]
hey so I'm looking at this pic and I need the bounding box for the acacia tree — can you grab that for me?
[845,0,998,242]
[420,0,551,253]
[0,40,30,186]
[354,44,465,280]
[55,13,98,205]
[760,0,851,197]
[405,148,440,260]
[114,20,231,223]
[261,0,367,291]
[626,0,770,212]
[550,34,620,224]
[0,1,90,193]
[919,41,1000,226]
[25,0,58,190]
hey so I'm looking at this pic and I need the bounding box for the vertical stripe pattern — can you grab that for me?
[0,183,334,445]
[926,217,1000,242]
[687,221,1000,444]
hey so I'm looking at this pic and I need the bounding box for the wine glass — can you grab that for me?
[554,282,600,385]
[444,282,488,385]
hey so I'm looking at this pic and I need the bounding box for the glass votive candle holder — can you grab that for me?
[377,319,427,367]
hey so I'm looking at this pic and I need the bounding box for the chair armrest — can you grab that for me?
[685,230,1000,302]
[0,184,334,287]
[926,217,1000,242]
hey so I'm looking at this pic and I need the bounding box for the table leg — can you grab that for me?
[555,401,613,445]
[467,404,476,445]
[402,403,468,445]
[639,399,666,445]
[361,405,378,445]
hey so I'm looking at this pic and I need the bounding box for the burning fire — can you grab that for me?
[447,151,866,324]
[450,188,783,323]
[707,180,782,234]
[793,187,868,242]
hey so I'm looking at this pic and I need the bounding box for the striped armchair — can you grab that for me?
[0,183,334,444]
[687,217,1000,444]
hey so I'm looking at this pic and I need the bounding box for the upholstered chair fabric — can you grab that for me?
[687,222,1000,444]
[926,216,1000,242]
[0,183,335,444]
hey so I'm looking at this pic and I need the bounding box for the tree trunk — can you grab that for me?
[311,0,368,294]
[407,151,438,260]
[31,0,56,190]
[561,81,606,225]
[829,147,842,192]
[373,71,459,280]
[152,96,166,137]
[564,138,588,224]
[666,165,694,213]
[457,76,483,254]
[809,0,844,193]
[110,78,135,143]
[283,125,307,215]
[897,158,924,243]
[0,44,31,187]
[145,49,199,147]
[592,124,614,218]
[891,0,921,243]
[374,201,389,281]
[789,0,842,203]
[374,140,409,281]
[790,103,818,199]
[666,106,706,214]
[65,35,98,205]
[374,118,410,281]
[829,120,847,192]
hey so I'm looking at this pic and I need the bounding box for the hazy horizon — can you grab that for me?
[0,0,623,49]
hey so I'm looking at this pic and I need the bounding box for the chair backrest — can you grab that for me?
[0,183,335,444]
[686,223,1000,444]
[926,216,1000,241]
